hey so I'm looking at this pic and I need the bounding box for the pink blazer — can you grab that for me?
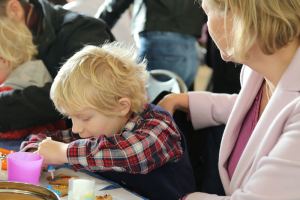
[187,47,300,200]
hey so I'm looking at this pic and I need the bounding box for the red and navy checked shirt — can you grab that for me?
[21,101,183,174]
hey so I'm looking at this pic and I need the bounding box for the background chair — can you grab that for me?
[147,69,188,103]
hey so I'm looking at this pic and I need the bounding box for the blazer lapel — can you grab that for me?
[229,87,298,193]
[236,47,300,188]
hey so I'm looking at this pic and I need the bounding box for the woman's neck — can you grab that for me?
[244,37,300,96]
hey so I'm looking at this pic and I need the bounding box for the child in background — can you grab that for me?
[0,17,66,139]
[21,42,196,200]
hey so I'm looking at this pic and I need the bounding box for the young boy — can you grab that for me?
[0,17,66,139]
[21,42,196,200]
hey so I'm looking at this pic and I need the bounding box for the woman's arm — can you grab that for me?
[189,91,238,130]
[95,0,133,28]
[158,91,238,130]
[157,93,189,116]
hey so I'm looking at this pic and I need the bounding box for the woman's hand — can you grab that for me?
[157,93,190,116]
[37,140,69,165]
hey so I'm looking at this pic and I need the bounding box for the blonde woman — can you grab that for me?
[0,17,66,139]
[158,0,300,199]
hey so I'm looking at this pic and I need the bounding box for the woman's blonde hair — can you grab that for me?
[50,42,149,117]
[203,0,300,60]
[0,17,37,68]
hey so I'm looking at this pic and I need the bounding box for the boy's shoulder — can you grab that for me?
[122,103,182,143]
[129,103,173,127]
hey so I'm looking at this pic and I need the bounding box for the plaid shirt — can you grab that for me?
[21,101,183,174]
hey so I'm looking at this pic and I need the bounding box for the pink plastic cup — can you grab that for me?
[7,152,43,185]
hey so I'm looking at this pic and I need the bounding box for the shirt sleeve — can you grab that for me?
[20,129,81,152]
[95,0,133,28]
[67,115,183,174]
[0,87,35,140]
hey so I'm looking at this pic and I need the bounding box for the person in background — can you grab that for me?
[21,42,196,200]
[0,17,66,139]
[96,0,206,90]
[0,0,114,135]
[63,0,134,45]
[158,0,300,199]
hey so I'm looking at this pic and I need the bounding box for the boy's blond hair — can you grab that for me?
[50,42,149,117]
[203,0,300,61]
[0,17,37,68]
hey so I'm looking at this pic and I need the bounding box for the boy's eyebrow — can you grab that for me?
[67,112,90,117]
[61,106,90,117]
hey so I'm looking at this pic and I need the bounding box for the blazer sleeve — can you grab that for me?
[188,91,238,130]
[188,65,251,130]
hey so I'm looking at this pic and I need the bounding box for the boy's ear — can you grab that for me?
[6,0,25,22]
[117,97,131,116]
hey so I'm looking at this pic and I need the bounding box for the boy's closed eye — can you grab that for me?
[81,117,90,121]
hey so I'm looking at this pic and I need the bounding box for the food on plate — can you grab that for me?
[46,184,68,197]
[95,194,113,200]
[47,174,78,186]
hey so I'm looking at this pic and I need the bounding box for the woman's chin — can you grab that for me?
[220,52,233,62]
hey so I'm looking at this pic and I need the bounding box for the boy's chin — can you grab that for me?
[79,133,101,139]
[78,133,91,138]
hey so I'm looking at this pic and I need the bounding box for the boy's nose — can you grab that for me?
[72,122,83,134]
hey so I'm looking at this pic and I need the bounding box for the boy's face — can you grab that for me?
[62,107,127,138]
